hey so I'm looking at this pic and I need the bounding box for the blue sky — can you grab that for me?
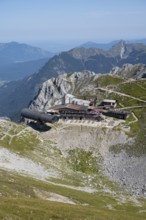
[0,0,146,50]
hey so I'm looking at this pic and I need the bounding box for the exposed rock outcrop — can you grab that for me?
[110,63,146,79]
[29,70,95,111]
[29,63,146,112]
[103,151,146,196]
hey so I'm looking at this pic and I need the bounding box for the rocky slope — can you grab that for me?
[40,121,146,196]
[29,70,96,111]
[110,63,146,79]
[29,65,146,112]
[0,115,146,219]
[28,71,146,197]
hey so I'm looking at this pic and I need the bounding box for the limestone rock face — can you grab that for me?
[110,63,146,78]
[29,70,95,111]
[29,63,146,113]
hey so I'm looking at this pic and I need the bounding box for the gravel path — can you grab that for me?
[96,87,146,103]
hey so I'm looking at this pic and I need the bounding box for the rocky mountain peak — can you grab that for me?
[110,40,128,58]
[70,70,95,80]
[29,71,95,112]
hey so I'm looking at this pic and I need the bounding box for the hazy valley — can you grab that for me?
[0,42,54,81]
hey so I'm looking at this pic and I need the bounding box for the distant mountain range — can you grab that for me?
[36,40,146,79]
[0,41,53,64]
[0,40,146,119]
[78,40,119,50]
[0,42,54,80]
[79,39,146,50]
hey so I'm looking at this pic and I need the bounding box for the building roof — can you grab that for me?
[49,105,65,110]
[66,104,87,111]
[49,104,87,111]
[47,109,59,113]
[103,99,116,103]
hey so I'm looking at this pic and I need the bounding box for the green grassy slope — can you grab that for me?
[95,77,146,156]
[0,119,146,219]
[0,171,146,220]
